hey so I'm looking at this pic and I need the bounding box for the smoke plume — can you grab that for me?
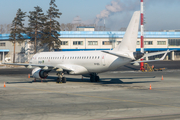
[95,0,139,25]
[95,0,123,24]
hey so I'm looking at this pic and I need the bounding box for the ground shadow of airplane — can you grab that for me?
[6,76,157,85]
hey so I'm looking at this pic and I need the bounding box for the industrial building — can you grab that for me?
[0,27,180,63]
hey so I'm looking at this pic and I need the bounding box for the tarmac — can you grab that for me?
[0,67,180,120]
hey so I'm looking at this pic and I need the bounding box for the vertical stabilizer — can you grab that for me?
[113,11,140,52]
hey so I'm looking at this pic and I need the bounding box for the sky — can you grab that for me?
[0,0,180,31]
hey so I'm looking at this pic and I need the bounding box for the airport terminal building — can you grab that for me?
[0,27,180,62]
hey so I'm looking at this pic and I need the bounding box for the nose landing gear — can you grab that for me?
[56,72,66,83]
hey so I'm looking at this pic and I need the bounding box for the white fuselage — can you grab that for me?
[30,51,132,75]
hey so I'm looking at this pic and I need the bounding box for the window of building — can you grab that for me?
[117,41,121,45]
[157,41,166,45]
[88,41,98,45]
[137,41,140,45]
[144,41,153,45]
[168,39,180,46]
[102,41,112,45]
[73,41,83,45]
[0,43,5,46]
[61,41,68,45]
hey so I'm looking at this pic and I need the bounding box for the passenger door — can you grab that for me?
[101,54,106,66]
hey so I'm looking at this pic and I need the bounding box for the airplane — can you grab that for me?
[3,11,171,83]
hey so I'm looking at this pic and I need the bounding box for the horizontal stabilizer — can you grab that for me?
[101,51,133,59]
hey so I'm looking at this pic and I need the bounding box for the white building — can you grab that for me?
[0,28,180,62]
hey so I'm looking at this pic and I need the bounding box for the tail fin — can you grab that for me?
[113,11,140,52]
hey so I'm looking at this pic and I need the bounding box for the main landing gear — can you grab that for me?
[56,72,66,83]
[90,73,100,82]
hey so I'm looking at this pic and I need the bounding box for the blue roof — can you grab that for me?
[0,33,30,40]
[0,31,180,40]
[0,49,9,52]
[55,48,180,52]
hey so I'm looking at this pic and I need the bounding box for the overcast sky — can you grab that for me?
[0,0,180,31]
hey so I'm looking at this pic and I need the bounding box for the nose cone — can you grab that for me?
[133,52,144,60]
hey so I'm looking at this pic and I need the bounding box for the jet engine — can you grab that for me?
[133,51,144,60]
[32,67,49,79]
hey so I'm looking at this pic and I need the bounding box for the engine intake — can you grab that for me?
[133,52,144,60]
[32,67,48,79]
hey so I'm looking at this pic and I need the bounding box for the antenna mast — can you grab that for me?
[140,0,144,71]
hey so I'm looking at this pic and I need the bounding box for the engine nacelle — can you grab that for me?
[32,67,48,79]
[133,51,144,60]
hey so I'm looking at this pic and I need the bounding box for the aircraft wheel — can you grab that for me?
[56,78,60,83]
[95,76,100,82]
[62,77,66,83]
[90,76,93,82]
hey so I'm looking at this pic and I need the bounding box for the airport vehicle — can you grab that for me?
[3,11,170,83]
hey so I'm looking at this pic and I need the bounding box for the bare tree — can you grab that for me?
[0,24,5,34]
[60,23,66,31]
[66,23,74,31]
[6,24,11,33]
[0,24,12,34]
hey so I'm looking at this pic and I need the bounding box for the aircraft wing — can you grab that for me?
[141,50,172,59]
[131,50,172,63]
[3,63,74,72]
[3,63,56,70]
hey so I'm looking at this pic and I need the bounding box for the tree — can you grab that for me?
[0,24,12,34]
[0,24,5,34]
[9,8,26,63]
[60,23,66,31]
[27,6,46,54]
[41,0,62,51]
[66,23,74,31]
